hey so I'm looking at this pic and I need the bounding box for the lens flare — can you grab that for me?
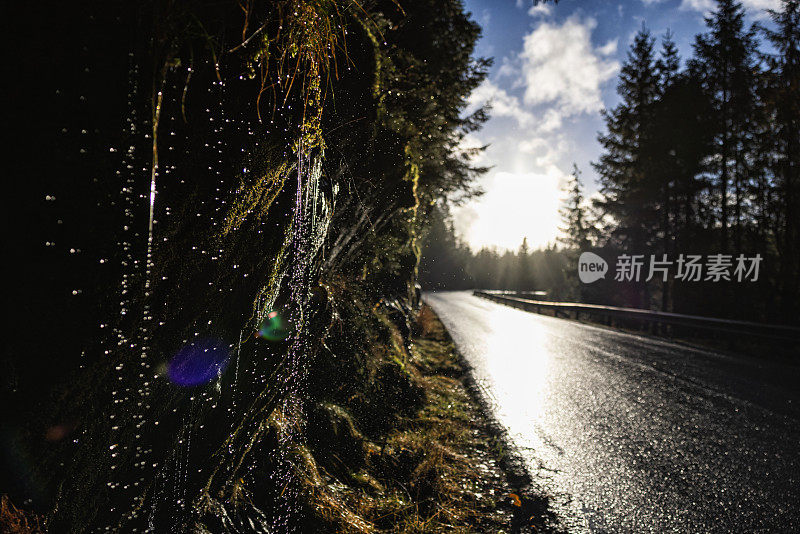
[257,310,291,341]
[45,422,76,442]
[167,339,229,387]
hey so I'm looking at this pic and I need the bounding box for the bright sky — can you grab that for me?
[456,0,779,252]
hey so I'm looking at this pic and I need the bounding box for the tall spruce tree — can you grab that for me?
[653,31,682,257]
[517,237,537,291]
[558,165,591,301]
[558,164,591,251]
[760,0,800,318]
[655,30,680,86]
[689,0,760,252]
[594,27,660,307]
[594,27,660,250]
[650,32,715,310]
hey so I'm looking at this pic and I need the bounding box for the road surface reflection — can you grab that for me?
[424,291,800,533]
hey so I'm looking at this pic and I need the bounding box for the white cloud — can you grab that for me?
[514,1,554,17]
[739,0,780,11]
[680,0,779,17]
[518,136,549,155]
[519,134,568,167]
[477,15,618,131]
[597,39,619,57]
[478,8,491,28]
[496,56,521,80]
[538,108,564,132]
[519,16,620,117]
[680,0,716,11]
[750,0,781,8]
[528,4,553,17]
[467,80,535,128]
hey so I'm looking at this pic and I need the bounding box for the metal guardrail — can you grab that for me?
[473,291,800,343]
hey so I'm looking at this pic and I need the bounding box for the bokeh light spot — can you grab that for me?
[167,339,229,387]
[45,423,76,442]
[257,309,291,341]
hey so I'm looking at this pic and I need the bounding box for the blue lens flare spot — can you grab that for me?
[167,339,229,387]
[257,310,291,341]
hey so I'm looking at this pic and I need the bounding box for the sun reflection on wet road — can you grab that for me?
[471,304,551,431]
[425,291,800,533]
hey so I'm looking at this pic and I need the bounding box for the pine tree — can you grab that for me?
[760,0,800,318]
[594,27,660,252]
[594,27,660,307]
[653,31,681,256]
[655,30,680,87]
[650,32,681,311]
[558,164,591,251]
[516,237,537,292]
[650,32,715,310]
[689,0,760,252]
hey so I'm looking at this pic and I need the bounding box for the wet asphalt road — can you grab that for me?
[424,291,800,533]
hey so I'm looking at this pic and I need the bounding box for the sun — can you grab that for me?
[452,169,565,251]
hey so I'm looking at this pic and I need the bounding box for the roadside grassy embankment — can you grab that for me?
[297,288,562,533]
